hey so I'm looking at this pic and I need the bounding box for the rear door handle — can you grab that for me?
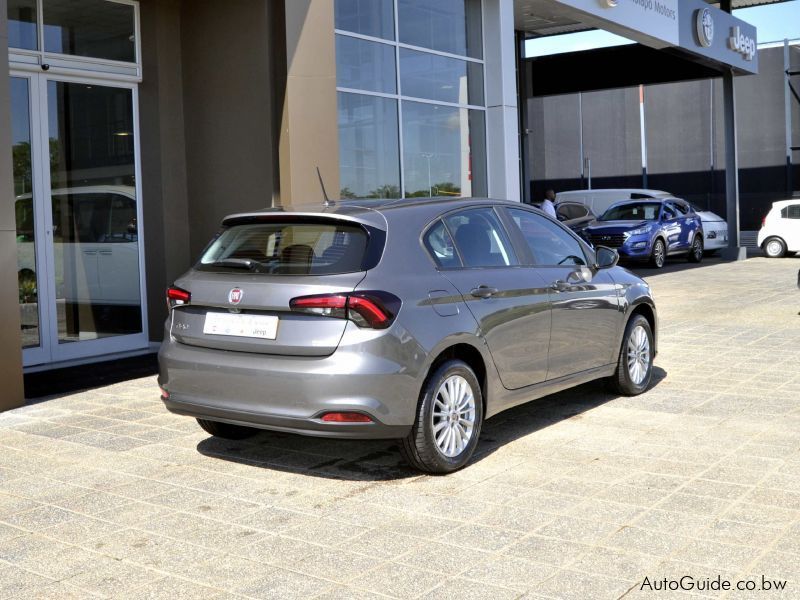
[470,285,498,299]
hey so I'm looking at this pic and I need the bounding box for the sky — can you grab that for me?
[526,0,800,57]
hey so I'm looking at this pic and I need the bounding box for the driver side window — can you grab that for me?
[507,208,587,266]
[662,204,678,220]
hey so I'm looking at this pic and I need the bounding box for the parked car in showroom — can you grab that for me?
[582,198,704,268]
[758,200,800,258]
[557,188,728,254]
[158,198,657,474]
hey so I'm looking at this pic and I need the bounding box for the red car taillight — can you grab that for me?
[762,215,767,228]
[166,286,191,311]
[289,292,400,329]
[320,412,373,423]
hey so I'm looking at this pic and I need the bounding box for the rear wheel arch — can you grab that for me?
[426,343,488,412]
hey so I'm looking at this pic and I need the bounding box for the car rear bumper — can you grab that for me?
[158,338,418,440]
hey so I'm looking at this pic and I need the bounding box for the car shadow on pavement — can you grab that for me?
[195,366,667,481]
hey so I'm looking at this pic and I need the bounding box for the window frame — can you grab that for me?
[334,0,487,199]
[421,204,523,271]
[8,0,141,82]
[499,205,595,269]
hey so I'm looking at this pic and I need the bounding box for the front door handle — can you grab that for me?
[470,285,498,299]
[551,280,570,292]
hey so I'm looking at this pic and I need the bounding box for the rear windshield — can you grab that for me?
[197,220,369,275]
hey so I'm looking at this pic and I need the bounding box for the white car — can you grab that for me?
[758,200,800,258]
[556,188,729,252]
[16,185,140,306]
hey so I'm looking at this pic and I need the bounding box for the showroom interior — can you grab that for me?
[0,0,789,410]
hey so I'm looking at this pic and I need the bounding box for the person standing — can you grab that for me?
[540,189,557,219]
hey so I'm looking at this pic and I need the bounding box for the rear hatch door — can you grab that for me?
[168,214,383,357]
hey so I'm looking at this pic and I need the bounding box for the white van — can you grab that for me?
[16,186,140,306]
[757,200,800,257]
[556,188,729,252]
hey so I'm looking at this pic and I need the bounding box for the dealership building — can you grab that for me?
[0,0,788,409]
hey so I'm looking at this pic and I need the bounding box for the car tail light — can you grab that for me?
[320,412,373,423]
[762,215,766,228]
[290,292,400,329]
[166,286,190,310]
[159,386,170,400]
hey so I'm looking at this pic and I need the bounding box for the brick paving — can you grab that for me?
[1,256,799,599]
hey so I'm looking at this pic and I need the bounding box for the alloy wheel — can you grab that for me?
[692,237,703,261]
[431,375,476,458]
[626,325,651,385]
[653,241,665,267]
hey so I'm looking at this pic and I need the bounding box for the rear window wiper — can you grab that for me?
[210,258,261,270]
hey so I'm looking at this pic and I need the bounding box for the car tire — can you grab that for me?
[196,418,259,440]
[609,314,654,396]
[650,238,666,269]
[762,237,786,258]
[400,360,483,474]
[687,234,703,263]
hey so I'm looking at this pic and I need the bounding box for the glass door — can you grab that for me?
[11,72,147,367]
[11,74,50,366]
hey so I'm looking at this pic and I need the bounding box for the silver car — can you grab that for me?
[158,198,657,474]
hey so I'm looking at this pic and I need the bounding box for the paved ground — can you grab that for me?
[1,256,800,599]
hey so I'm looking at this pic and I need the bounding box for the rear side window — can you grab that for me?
[443,208,518,268]
[198,220,369,275]
[557,203,588,221]
[780,205,800,219]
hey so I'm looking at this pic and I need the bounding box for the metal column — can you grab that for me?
[720,0,746,260]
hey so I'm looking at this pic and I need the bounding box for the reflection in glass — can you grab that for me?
[11,78,40,349]
[44,0,136,62]
[335,0,394,40]
[7,0,37,50]
[400,48,484,105]
[398,0,482,59]
[338,92,401,199]
[402,101,486,198]
[336,35,396,94]
[48,81,142,344]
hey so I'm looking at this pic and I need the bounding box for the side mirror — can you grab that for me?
[595,245,619,269]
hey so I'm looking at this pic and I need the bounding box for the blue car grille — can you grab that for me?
[588,234,626,248]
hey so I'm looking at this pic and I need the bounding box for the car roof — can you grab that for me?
[16,184,136,201]
[772,199,800,207]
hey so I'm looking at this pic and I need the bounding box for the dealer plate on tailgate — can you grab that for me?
[203,312,279,339]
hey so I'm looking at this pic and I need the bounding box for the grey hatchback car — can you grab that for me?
[158,198,657,473]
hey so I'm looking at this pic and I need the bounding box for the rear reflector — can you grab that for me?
[166,286,191,310]
[159,387,170,400]
[289,292,400,329]
[320,412,373,423]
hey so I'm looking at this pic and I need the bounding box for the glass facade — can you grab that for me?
[334,0,486,199]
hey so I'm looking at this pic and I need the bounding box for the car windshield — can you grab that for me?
[600,202,662,221]
[197,220,369,275]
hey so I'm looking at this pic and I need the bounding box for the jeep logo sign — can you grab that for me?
[729,26,755,61]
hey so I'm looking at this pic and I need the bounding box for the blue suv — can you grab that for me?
[583,199,704,268]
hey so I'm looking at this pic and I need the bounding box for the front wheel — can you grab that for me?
[609,314,654,396]
[400,360,483,474]
[650,239,666,269]
[688,235,703,263]
[196,418,259,440]
[763,237,786,258]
